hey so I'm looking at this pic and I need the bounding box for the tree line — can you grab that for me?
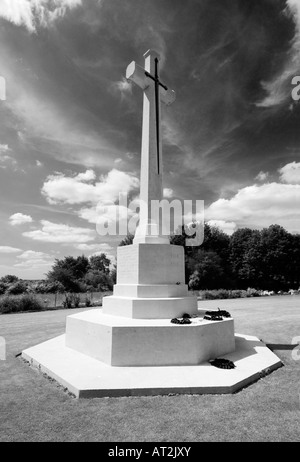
[170,223,300,291]
[1,223,299,295]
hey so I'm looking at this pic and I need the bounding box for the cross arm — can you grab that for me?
[126,60,176,106]
[126,61,149,90]
[160,87,176,106]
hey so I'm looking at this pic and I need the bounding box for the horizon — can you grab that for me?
[1,0,300,279]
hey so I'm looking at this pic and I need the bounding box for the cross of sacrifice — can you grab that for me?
[126,50,176,244]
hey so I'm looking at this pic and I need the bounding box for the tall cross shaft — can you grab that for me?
[126,50,175,244]
[145,57,168,175]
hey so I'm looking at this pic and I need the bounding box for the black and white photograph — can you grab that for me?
[0,0,300,445]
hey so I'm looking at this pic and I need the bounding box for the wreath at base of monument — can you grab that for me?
[204,314,223,321]
[170,317,192,325]
[204,308,231,321]
[210,358,236,369]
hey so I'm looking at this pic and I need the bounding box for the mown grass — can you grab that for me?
[0,297,299,442]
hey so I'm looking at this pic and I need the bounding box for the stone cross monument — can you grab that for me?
[21,50,281,398]
[126,50,175,244]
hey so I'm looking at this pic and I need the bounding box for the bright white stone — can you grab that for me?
[22,333,283,398]
[65,310,234,366]
[126,50,175,244]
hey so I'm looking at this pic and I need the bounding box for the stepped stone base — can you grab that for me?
[65,309,235,366]
[21,243,282,398]
[22,333,283,398]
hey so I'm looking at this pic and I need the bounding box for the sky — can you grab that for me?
[0,0,300,279]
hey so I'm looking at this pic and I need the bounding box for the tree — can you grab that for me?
[188,250,224,290]
[84,270,113,291]
[202,223,230,261]
[258,225,296,290]
[6,280,28,295]
[89,254,111,275]
[119,233,134,246]
[0,275,19,284]
[47,255,90,292]
[229,228,259,288]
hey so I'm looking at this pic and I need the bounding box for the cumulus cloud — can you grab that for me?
[42,168,139,205]
[15,250,53,269]
[75,169,96,182]
[279,161,300,184]
[0,246,22,254]
[255,171,269,182]
[23,220,96,243]
[207,220,237,236]
[9,213,33,226]
[0,0,82,33]
[74,243,113,252]
[206,182,300,233]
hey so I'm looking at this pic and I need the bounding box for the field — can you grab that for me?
[0,296,300,442]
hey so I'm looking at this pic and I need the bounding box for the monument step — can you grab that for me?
[102,295,198,319]
[113,283,188,298]
[65,309,235,367]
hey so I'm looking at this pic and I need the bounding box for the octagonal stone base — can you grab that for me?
[22,333,283,398]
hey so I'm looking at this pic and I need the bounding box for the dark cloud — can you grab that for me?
[1,0,300,248]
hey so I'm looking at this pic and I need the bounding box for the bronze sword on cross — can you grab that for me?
[126,50,175,177]
[144,58,168,174]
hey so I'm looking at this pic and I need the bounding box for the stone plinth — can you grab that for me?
[102,295,197,319]
[116,244,185,285]
[65,310,235,367]
[102,243,197,319]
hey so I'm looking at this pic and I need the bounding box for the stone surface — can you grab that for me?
[126,50,175,244]
[113,283,188,298]
[102,296,197,319]
[115,244,185,285]
[65,310,234,366]
[22,333,283,398]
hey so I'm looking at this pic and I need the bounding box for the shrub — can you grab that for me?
[198,288,261,300]
[72,294,80,308]
[0,282,8,295]
[85,295,93,307]
[0,294,43,314]
[6,281,28,295]
[34,281,65,294]
[246,287,261,297]
[0,275,19,284]
[62,293,81,308]
[18,294,44,312]
[0,296,18,314]
[63,293,73,308]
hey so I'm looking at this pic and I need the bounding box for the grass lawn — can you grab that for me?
[0,297,300,442]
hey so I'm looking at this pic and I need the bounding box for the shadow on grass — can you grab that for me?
[266,343,299,351]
